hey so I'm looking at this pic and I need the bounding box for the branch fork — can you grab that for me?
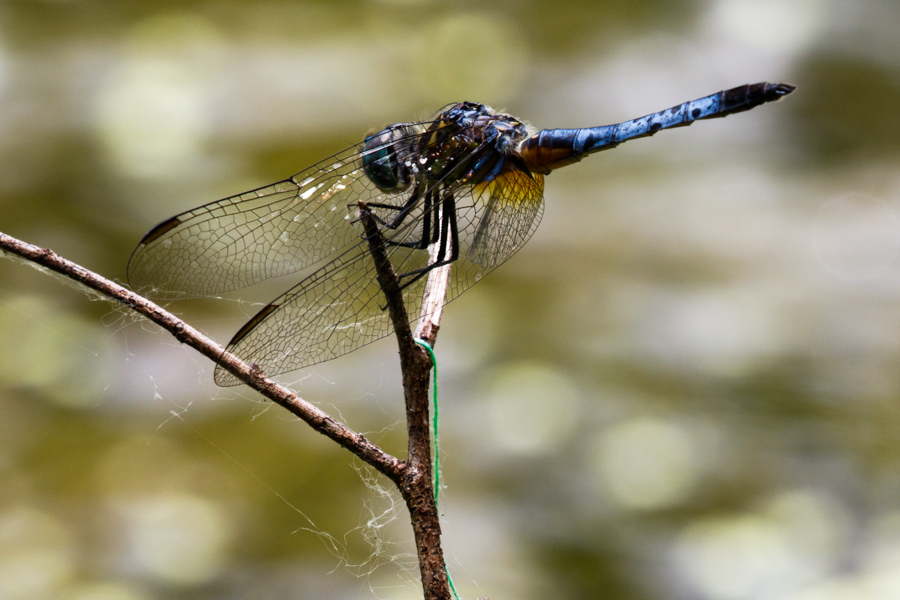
[1,222,455,600]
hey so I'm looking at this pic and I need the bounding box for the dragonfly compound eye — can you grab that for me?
[362,125,413,193]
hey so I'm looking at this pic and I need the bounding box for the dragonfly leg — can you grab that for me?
[395,189,459,290]
[351,183,422,229]
[381,142,492,254]
[382,188,440,251]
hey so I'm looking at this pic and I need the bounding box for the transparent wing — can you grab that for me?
[127,124,436,299]
[214,162,545,386]
[466,167,546,269]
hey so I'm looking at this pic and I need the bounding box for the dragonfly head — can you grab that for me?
[362,124,415,193]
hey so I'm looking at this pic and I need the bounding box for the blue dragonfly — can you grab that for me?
[128,82,794,385]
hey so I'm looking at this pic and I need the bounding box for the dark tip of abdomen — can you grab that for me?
[767,82,797,99]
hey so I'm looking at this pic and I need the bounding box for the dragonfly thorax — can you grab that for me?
[362,103,532,194]
[441,102,530,154]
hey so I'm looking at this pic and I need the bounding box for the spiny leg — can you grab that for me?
[397,188,459,290]
[382,188,437,250]
[351,183,421,230]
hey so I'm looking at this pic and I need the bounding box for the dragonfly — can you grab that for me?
[128,82,794,386]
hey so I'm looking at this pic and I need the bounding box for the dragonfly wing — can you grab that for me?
[127,145,388,298]
[466,166,545,269]
[212,222,437,386]
[211,163,545,385]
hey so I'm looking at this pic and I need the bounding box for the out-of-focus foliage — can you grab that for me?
[2,1,899,599]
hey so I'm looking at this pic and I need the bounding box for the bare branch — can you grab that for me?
[356,201,417,357]
[0,230,405,482]
[414,234,452,344]
[2,222,457,599]
[357,203,453,600]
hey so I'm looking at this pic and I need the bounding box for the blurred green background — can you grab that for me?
[2,1,900,599]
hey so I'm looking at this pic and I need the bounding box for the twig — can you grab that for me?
[357,202,452,600]
[415,237,452,344]
[0,230,406,482]
[3,222,456,599]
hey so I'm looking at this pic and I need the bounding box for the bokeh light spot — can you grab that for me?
[65,582,151,600]
[0,294,113,408]
[411,13,528,104]
[117,493,232,586]
[705,0,829,53]
[811,192,900,280]
[595,417,698,511]
[94,12,223,179]
[483,361,581,455]
[675,491,850,599]
[0,507,74,599]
